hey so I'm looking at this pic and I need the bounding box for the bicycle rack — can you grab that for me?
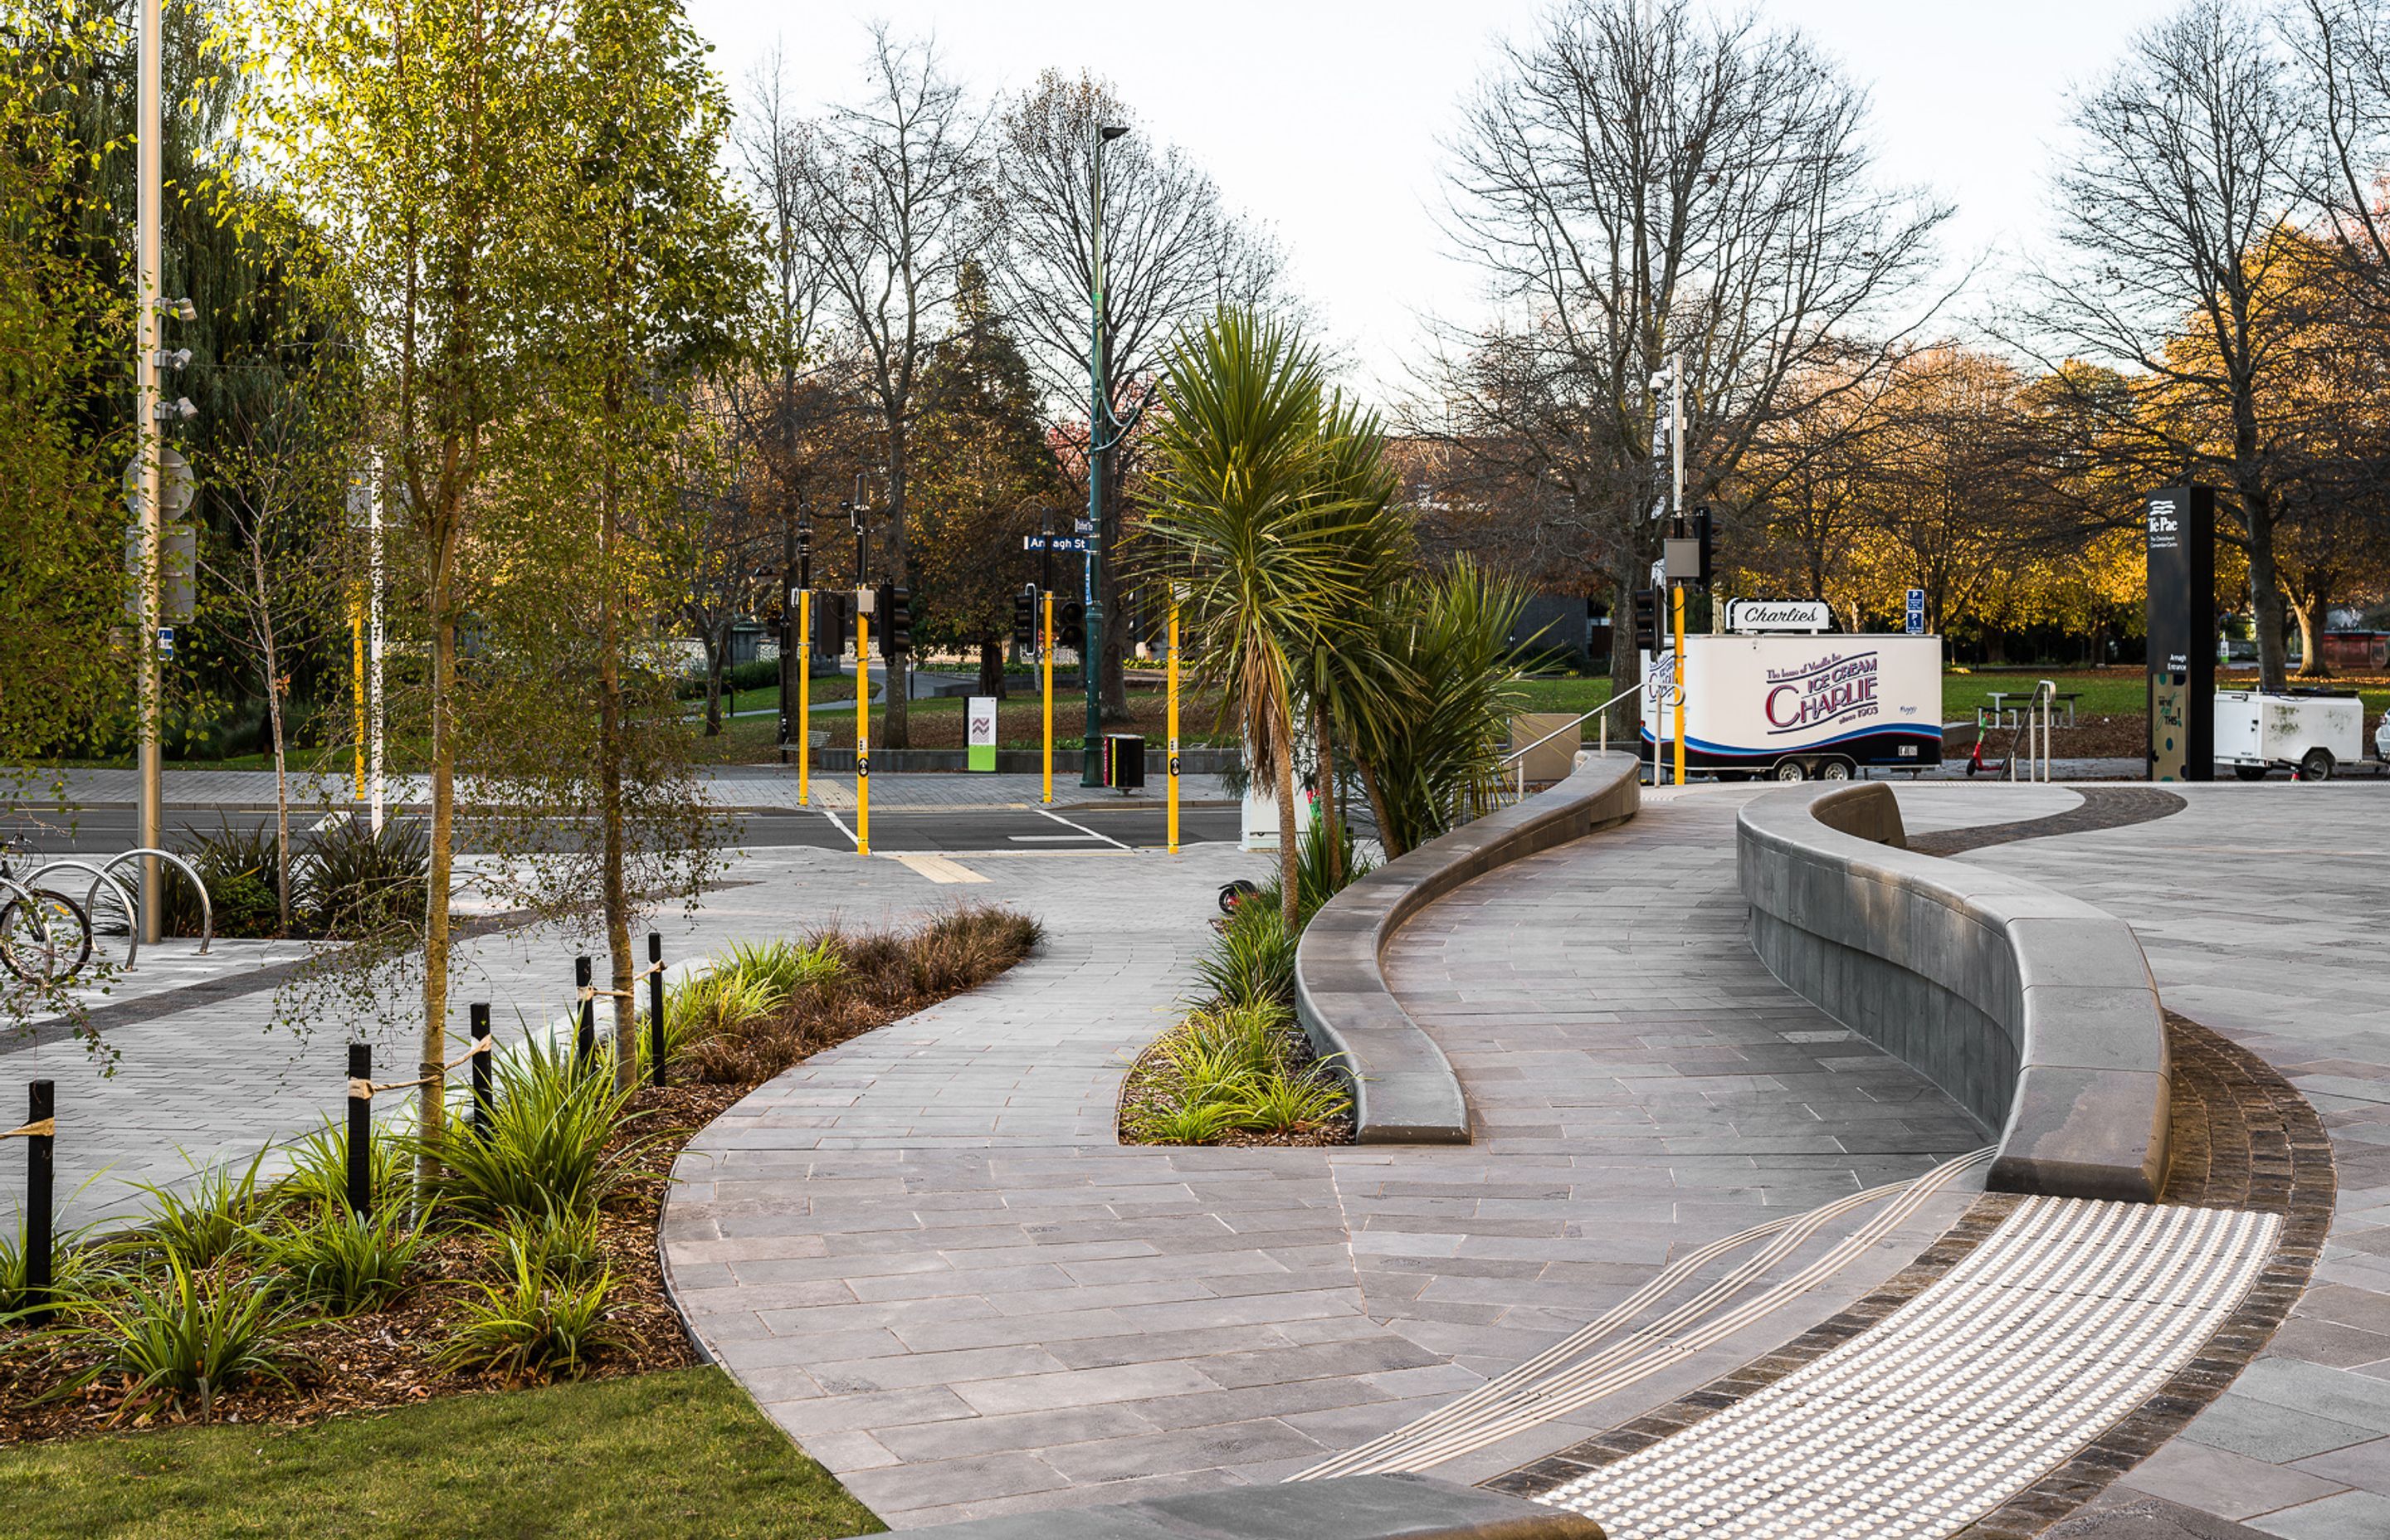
[22,860,144,969]
[90,848,212,955]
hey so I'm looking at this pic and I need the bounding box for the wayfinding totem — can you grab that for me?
[2144,485,2215,782]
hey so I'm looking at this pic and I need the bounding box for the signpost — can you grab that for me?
[967,696,997,772]
[1724,599,1832,635]
[796,588,811,805]
[1041,591,1055,805]
[2145,486,2216,782]
[1167,597,1180,855]
[855,591,871,855]
[1906,589,1926,636]
[1022,534,1091,553]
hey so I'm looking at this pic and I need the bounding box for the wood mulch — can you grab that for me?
[0,922,1038,1446]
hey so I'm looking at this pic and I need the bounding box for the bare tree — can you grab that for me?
[990,71,1284,717]
[788,27,987,748]
[1426,0,1947,728]
[2017,0,2316,690]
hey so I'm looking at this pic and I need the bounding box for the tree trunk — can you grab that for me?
[1357,760,1401,860]
[1314,699,1341,889]
[599,392,636,1094]
[421,543,459,1192]
[2290,592,2326,679]
[978,635,1005,699]
[1607,570,1643,758]
[2241,484,2290,693]
[255,544,291,938]
[701,632,725,735]
[1272,702,1301,931]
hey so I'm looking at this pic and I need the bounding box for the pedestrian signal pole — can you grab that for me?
[1041,591,1055,806]
[855,597,870,856]
[1672,584,1688,788]
[1167,597,1180,854]
[797,587,811,806]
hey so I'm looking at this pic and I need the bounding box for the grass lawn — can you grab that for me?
[0,1367,884,1540]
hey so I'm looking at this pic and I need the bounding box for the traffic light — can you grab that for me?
[1632,588,1659,652]
[877,582,911,659]
[1691,507,1713,591]
[1060,600,1085,641]
[1012,587,1037,652]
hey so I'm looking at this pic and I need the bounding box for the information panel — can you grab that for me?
[2145,485,2216,782]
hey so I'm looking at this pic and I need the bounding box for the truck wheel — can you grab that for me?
[1818,759,1854,782]
[1772,759,1807,782]
[2300,748,2335,782]
[2233,764,2267,782]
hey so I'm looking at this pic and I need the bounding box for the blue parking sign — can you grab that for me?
[1905,589,1924,636]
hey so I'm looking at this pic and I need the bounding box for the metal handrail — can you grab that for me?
[2010,679,2057,784]
[22,860,143,969]
[1501,680,1650,767]
[93,847,212,954]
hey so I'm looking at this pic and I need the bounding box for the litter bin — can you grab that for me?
[1102,733,1146,790]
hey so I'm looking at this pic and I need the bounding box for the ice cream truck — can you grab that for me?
[1641,607,1944,780]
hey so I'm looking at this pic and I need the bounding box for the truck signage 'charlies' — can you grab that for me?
[1762,651,1880,735]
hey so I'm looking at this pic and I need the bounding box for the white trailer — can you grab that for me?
[2215,690,2363,781]
[1641,633,1944,780]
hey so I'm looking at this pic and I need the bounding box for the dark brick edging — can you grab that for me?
[1484,1011,2335,1538]
[1906,787,2188,858]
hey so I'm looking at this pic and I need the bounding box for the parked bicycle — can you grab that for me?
[0,838,92,984]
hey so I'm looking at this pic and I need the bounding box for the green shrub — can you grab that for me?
[1193,900,1296,1011]
[258,1205,427,1314]
[1235,1069,1351,1134]
[127,1152,271,1270]
[1128,1099,1249,1144]
[165,819,285,938]
[910,908,1043,995]
[303,816,429,937]
[443,1233,617,1382]
[417,1039,640,1224]
[271,1121,410,1218]
[0,1216,91,1316]
[64,1250,302,1420]
[715,938,841,1011]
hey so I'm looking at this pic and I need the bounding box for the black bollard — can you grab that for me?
[24,1080,53,1325]
[574,954,595,1073]
[470,1003,493,1141]
[345,1043,372,1220]
[647,932,666,1089]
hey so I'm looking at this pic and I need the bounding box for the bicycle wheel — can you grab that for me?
[0,889,92,983]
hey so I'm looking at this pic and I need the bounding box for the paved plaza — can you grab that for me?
[2,772,2385,1538]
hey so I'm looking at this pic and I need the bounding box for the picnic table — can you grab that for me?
[1976,690,2080,730]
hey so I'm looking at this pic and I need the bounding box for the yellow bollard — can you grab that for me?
[1671,584,1687,789]
[856,607,870,856]
[1041,591,1054,807]
[797,588,811,806]
[1167,602,1180,854]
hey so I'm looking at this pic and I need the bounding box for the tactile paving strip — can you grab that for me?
[1532,1196,2278,1540]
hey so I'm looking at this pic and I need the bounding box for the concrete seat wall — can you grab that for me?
[1293,753,1643,1143]
[1737,783,2169,1201]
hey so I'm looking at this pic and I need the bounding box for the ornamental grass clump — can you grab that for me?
[124,1152,271,1270]
[442,1231,618,1384]
[1124,998,1352,1146]
[418,1039,642,1224]
[256,1204,428,1314]
[62,1250,304,1421]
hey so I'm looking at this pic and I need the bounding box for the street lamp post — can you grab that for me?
[134,0,163,942]
[1081,123,1131,787]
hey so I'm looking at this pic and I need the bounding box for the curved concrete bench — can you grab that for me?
[1737,782,2169,1201]
[1295,753,1642,1143]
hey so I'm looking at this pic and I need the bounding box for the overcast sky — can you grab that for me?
[686,0,2182,398]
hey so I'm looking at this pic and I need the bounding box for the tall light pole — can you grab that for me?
[1081,123,1130,787]
[134,0,164,943]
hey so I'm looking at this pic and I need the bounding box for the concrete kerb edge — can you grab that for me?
[1735,782,2169,1201]
[1292,754,1644,1144]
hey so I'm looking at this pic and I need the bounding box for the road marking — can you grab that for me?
[1532,1196,2278,1540]
[815,807,861,850]
[1008,833,1105,843]
[1032,804,1130,850]
[889,853,989,884]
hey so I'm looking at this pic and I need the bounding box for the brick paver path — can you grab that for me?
[660,790,1992,1528]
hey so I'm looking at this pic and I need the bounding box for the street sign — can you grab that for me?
[122,446,194,518]
[1724,599,1832,634]
[1022,535,1090,553]
[967,695,997,772]
[1905,588,1926,636]
[157,626,175,657]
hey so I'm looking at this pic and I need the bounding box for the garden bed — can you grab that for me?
[0,906,1041,1447]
